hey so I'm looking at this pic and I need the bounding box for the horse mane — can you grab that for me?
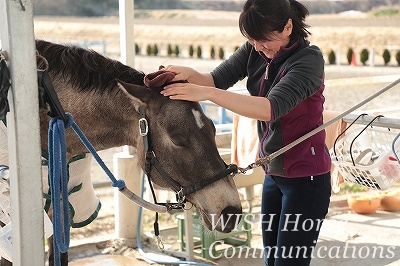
[35,39,146,95]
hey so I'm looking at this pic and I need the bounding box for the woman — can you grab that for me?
[161,0,331,265]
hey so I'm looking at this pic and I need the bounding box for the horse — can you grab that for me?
[0,39,242,265]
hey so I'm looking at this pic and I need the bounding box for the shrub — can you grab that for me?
[153,44,159,56]
[382,49,391,66]
[328,50,336,65]
[218,47,225,60]
[197,45,202,59]
[146,44,152,56]
[189,45,194,57]
[396,50,400,66]
[346,48,354,65]
[210,46,216,59]
[135,43,140,55]
[360,48,369,66]
[167,44,173,56]
[174,45,180,57]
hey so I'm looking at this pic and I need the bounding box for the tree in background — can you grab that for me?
[189,45,194,58]
[146,44,152,56]
[210,46,216,59]
[167,44,174,56]
[174,45,180,57]
[218,47,225,60]
[197,45,202,59]
[360,48,369,65]
[135,43,140,55]
[382,49,391,66]
[346,48,354,65]
[396,50,400,66]
[153,44,159,56]
[69,0,119,16]
[328,50,336,65]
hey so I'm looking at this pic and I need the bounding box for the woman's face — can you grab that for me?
[248,19,292,59]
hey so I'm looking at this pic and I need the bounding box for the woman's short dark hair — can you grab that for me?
[239,0,311,42]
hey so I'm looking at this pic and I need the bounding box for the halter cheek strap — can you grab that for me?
[138,106,238,206]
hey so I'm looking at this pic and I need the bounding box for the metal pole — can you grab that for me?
[119,0,135,66]
[113,149,142,246]
[0,0,45,265]
[115,0,142,245]
[370,48,375,67]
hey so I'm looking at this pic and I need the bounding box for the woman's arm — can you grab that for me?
[163,42,251,88]
[161,83,272,121]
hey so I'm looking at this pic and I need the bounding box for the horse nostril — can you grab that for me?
[220,205,243,233]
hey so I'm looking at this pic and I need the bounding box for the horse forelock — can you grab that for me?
[35,39,146,95]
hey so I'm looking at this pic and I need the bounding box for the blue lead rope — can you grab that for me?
[48,113,126,266]
[66,113,126,190]
[48,118,71,266]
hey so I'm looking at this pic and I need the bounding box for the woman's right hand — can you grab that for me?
[162,65,196,82]
[162,65,215,87]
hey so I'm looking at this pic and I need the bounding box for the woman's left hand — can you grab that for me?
[161,83,212,102]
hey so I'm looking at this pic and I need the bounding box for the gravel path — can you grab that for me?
[324,65,400,112]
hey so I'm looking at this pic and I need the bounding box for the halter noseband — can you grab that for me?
[138,106,238,208]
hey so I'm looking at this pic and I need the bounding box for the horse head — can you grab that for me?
[117,79,242,233]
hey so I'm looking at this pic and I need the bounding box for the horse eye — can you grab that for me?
[170,135,189,148]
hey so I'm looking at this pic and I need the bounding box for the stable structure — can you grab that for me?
[0,0,45,265]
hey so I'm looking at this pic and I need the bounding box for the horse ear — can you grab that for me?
[116,79,150,110]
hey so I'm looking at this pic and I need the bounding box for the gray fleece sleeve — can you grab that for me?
[267,46,325,118]
[211,43,250,90]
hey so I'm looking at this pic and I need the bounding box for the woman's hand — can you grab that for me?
[162,65,215,87]
[162,65,195,82]
[161,82,212,102]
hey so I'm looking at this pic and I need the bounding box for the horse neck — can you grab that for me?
[41,87,140,158]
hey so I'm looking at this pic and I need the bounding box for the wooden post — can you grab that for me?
[0,0,45,265]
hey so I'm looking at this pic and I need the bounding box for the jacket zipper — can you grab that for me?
[264,62,270,80]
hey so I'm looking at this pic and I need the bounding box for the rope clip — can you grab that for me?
[155,235,164,250]
[175,187,185,203]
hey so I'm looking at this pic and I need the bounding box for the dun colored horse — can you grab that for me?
[1,40,242,265]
